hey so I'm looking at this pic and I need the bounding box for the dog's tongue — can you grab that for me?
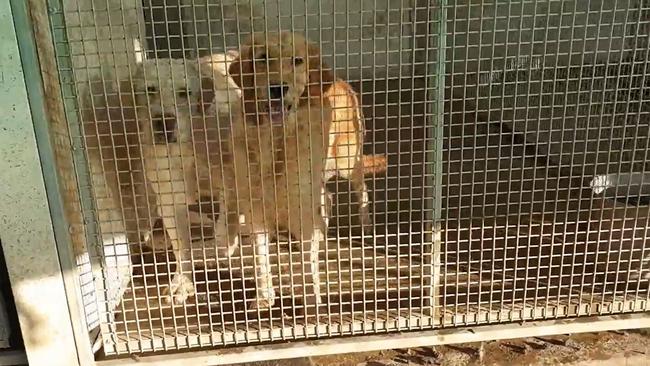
[268,102,285,125]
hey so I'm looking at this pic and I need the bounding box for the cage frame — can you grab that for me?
[1,0,95,365]
[2,0,650,365]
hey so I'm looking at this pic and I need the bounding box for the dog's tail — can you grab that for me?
[361,154,388,176]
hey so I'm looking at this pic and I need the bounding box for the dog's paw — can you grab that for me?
[164,274,195,305]
[249,297,274,310]
[249,291,276,310]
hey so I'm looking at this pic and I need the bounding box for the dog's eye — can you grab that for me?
[293,57,304,66]
[178,89,191,98]
[146,86,157,94]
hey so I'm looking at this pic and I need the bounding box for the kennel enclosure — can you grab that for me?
[1,0,650,365]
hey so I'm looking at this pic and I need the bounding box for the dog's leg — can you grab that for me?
[159,196,196,305]
[288,216,324,306]
[308,227,324,305]
[320,185,333,230]
[213,200,241,258]
[351,162,372,236]
[106,170,157,252]
[249,231,275,310]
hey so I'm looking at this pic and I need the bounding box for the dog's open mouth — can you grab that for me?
[265,100,292,125]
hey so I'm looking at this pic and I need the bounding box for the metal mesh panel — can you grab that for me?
[444,0,650,326]
[46,0,442,355]
[41,0,650,360]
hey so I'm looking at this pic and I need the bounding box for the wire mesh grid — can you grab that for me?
[41,0,650,359]
[47,0,442,355]
[443,0,650,326]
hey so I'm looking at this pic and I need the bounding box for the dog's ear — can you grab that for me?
[226,49,240,62]
[305,42,335,99]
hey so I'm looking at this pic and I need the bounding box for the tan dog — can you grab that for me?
[134,58,237,304]
[202,50,388,236]
[218,31,334,309]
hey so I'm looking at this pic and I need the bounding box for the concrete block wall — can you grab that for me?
[179,0,420,81]
[448,0,650,175]
[64,0,146,94]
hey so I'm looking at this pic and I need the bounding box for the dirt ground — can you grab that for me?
[242,329,650,366]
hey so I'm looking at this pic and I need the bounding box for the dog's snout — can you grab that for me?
[152,114,177,144]
[269,84,289,100]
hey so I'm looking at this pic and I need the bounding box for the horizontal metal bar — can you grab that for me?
[98,312,650,366]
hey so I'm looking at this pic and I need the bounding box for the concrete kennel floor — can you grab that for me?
[241,329,650,366]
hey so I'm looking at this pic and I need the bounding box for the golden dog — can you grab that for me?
[202,50,388,237]
[217,32,334,309]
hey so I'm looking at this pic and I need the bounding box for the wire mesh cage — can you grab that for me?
[30,0,650,362]
[443,0,650,326]
[46,0,444,356]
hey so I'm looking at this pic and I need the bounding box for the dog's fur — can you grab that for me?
[219,31,334,309]
[198,50,242,103]
[323,80,387,234]
[134,58,237,304]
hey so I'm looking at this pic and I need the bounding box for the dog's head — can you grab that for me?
[228,31,334,125]
[134,58,215,144]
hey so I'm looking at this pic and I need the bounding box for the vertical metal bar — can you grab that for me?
[94,0,147,349]
[324,0,336,335]
[552,0,581,316]
[542,0,565,318]
[113,0,156,346]
[157,0,194,341]
[484,0,500,322]
[532,0,553,313]
[630,5,650,305]
[493,1,513,323]
[466,0,479,323]
[140,2,175,352]
[512,3,541,316]
[473,0,488,324]
[219,0,251,343]
[441,0,454,327]
[204,0,231,344]
[50,0,118,345]
[405,0,414,329]
[183,0,220,345]
[385,0,402,330]
[432,0,445,326]
[607,4,647,310]
[578,0,618,316]
[456,0,473,327]
[282,0,302,339]
[587,1,629,315]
